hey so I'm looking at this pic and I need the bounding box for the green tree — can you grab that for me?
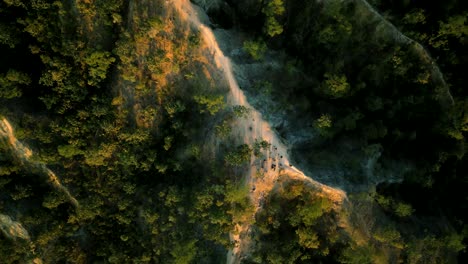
[402,9,426,25]
[263,0,285,17]
[84,51,116,86]
[340,244,374,264]
[264,17,284,37]
[225,144,252,166]
[314,114,333,137]
[262,0,285,37]
[164,100,186,118]
[445,233,465,253]
[193,94,225,115]
[296,227,320,249]
[373,226,404,249]
[0,23,19,48]
[321,73,350,98]
[430,14,468,49]
[0,70,31,99]
[243,40,267,60]
[171,240,197,264]
[57,145,83,158]
[253,139,271,157]
[317,1,352,47]
[215,120,231,138]
[232,105,251,118]
[447,99,468,141]
[2,0,26,8]
[394,202,413,217]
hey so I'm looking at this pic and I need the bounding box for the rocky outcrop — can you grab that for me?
[0,214,30,241]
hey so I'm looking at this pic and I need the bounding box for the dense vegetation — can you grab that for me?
[250,178,346,263]
[0,0,466,263]
[0,0,254,262]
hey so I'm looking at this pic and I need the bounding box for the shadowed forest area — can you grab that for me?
[0,0,467,263]
[222,0,467,262]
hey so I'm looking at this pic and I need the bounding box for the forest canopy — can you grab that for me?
[0,0,467,263]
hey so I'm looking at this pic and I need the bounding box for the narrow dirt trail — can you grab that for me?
[171,1,346,263]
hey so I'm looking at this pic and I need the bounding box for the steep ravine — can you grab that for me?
[171,1,347,263]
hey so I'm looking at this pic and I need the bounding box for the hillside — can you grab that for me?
[0,0,466,263]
